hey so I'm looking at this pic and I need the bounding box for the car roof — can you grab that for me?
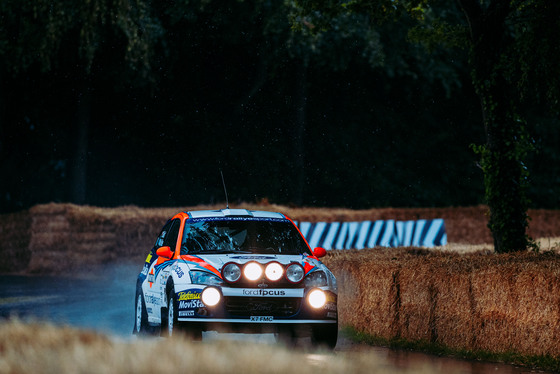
[185,209,286,220]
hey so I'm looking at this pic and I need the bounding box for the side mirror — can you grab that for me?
[156,246,173,259]
[313,247,327,258]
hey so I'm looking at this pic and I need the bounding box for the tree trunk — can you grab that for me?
[458,0,532,252]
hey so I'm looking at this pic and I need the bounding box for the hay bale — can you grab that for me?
[397,255,434,341]
[0,210,32,272]
[325,249,401,339]
[431,256,477,350]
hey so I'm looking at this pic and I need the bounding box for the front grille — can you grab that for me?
[224,297,301,317]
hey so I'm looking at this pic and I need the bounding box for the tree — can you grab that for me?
[293,0,560,253]
[0,0,164,204]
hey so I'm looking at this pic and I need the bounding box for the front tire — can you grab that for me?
[166,290,178,337]
[133,290,149,335]
[165,290,202,340]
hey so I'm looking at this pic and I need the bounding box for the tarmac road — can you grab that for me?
[0,264,553,373]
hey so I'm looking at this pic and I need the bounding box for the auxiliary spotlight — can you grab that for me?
[243,262,263,281]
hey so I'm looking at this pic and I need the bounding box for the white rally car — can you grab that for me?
[133,209,338,348]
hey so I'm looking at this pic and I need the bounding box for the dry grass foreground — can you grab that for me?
[0,319,454,374]
[322,248,560,358]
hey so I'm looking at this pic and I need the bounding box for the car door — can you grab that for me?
[144,219,180,321]
[153,218,181,321]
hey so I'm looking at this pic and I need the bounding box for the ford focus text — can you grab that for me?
[133,209,338,348]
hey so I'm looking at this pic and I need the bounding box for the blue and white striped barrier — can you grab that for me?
[297,219,447,249]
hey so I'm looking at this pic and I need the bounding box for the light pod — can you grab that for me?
[286,263,304,283]
[265,262,284,281]
[222,263,242,283]
[243,262,263,281]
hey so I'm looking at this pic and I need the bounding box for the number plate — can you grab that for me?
[250,316,273,322]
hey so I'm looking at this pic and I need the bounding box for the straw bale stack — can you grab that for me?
[326,250,400,338]
[430,255,476,350]
[324,249,560,358]
[20,204,176,274]
[469,254,560,356]
[397,254,435,342]
[0,209,31,272]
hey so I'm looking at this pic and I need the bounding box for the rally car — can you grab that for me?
[133,208,338,348]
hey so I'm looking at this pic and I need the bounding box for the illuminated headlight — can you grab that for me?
[304,271,328,288]
[265,262,284,281]
[190,271,223,286]
[286,263,304,283]
[243,262,263,281]
[307,289,327,309]
[222,263,241,283]
[201,287,221,307]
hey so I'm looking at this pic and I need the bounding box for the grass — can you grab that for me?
[0,319,461,374]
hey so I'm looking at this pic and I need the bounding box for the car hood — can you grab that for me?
[179,253,322,277]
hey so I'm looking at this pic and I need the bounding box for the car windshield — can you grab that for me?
[180,217,311,256]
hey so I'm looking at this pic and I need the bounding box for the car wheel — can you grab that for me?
[166,290,178,337]
[311,323,338,349]
[134,290,149,335]
[165,290,202,340]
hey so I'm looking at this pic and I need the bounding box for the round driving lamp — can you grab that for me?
[265,262,284,281]
[286,263,304,283]
[222,263,241,283]
[201,287,221,307]
[243,262,263,281]
[307,289,327,309]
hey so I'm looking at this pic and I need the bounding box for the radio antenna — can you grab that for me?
[220,169,229,209]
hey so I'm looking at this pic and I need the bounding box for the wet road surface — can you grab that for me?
[0,264,554,373]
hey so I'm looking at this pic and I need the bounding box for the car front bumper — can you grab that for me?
[175,286,338,326]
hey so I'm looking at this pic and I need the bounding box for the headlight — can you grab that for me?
[265,262,284,281]
[222,263,242,283]
[307,289,327,309]
[190,271,223,286]
[201,287,221,307]
[304,270,328,288]
[243,262,263,281]
[286,263,304,283]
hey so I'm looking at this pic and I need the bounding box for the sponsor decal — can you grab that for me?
[230,256,276,260]
[179,310,195,317]
[140,264,149,276]
[145,295,162,305]
[223,288,304,298]
[327,312,337,319]
[179,300,204,309]
[247,303,273,313]
[172,264,185,278]
[190,217,285,223]
[145,253,153,264]
[250,316,273,322]
[324,302,337,312]
[148,269,155,288]
[178,291,202,301]
[242,289,286,297]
